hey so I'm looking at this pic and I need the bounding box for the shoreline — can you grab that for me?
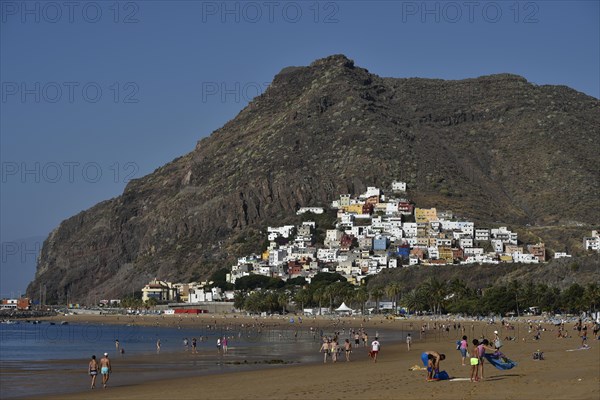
[4,314,597,400]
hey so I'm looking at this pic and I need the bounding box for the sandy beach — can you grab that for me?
[15,314,600,400]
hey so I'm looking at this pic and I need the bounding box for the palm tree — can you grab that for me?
[313,287,326,315]
[385,282,402,314]
[370,286,384,314]
[584,283,600,313]
[294,288,311,311]
[355,286,369,315]
[278,292,288,314]
[401,288,426,315]
[423,278,447,315]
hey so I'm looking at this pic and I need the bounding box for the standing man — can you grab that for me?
[406,333,412,351]
[100,353,111,389]
[370,337,381,363]
[156,338,161,353]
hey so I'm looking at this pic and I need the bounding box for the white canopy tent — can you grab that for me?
[335,302,353,314]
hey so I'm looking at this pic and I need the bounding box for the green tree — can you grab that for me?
[278,292,289,314]
[370,286,384,314]
[423,277,448,315]
[584,283,600,314]
[385,282,402,313]
[233,291,246,310]
[294,288,312,311]
[354,286,369,315]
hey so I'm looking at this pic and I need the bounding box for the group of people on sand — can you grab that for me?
[421,329,504,383]
[319,328,381,363]
[88,353,111,389]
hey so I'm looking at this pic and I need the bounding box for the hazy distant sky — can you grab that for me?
[1,1,599,294]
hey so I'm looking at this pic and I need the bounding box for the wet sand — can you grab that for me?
[17,315,600,399]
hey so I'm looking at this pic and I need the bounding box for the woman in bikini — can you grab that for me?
[88,355,98,389]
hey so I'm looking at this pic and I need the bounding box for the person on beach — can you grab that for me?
[320,339,330,363]
[421,351,445,380]
[477,339,496,380]
[156,338,161,353]
[222,336,228,353]
[115,339,119,351]
[344,338,352,362]
[406,333,412,351]
[100,353,111,389]
[354,332,360,347]
[88,355,98,389]
[493,331,502,350]
[217,337,222,354]
[183,337,189,351]
[581,325,588,347]
[331,339,338,363]
[192,337,197,353]
[370,337,380,363]
[470,340,480,382]
[459,335,468,366]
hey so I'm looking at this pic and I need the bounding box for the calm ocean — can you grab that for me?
[0,320,410,398]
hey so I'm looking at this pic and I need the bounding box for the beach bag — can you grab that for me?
[456,340,461,350]
[434,370,450,380]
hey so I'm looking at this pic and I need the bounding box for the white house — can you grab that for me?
[475,229,490,241]
[403,223,417,237]
[512,253,539,264]
[296,207,324,215]
[391,181,407,192]
[554,252,572,259]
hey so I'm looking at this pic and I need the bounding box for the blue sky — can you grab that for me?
[1,0,599,295]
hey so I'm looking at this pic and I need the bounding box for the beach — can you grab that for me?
[9,314,600,400]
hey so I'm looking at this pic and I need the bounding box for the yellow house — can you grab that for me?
[499,255,513,263]
[415,208,438,223]
[438,246,453,262]
[262,250,270,261]
[344,204,364,214]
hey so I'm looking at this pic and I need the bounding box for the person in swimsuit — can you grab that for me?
[100,353,111,388]
[88,355,98,389]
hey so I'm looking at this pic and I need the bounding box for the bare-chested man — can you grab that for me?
[100,353,111,388]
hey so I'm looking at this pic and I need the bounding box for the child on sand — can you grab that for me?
[470,339,480,382]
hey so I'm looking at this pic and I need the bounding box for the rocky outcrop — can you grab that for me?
[27,55,600,304]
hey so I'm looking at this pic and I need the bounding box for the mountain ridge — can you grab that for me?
[27,55,600,304]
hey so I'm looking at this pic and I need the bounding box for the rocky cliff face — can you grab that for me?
[27,55,600,304]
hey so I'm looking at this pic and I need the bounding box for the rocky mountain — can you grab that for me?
[27,55,599,304]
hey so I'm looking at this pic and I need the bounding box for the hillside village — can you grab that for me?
[137,182,599,305]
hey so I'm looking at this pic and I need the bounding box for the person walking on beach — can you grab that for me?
[370,337,381,363]
[183,337,189,351]
[100,353,111,389]
[406,333,412,351]
[320,339,330,363]
[217,337,222,354]
[222,336,228,354]
[192,337,197,353]
[88,355,99,389]
[156,338,161,353]
[115,339,119,351]
[331,339,338,363]
[459,336,468,366]
[344,339,352,362]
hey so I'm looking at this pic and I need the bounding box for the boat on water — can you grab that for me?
[0,320,18,324]
[60,321,68,325]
